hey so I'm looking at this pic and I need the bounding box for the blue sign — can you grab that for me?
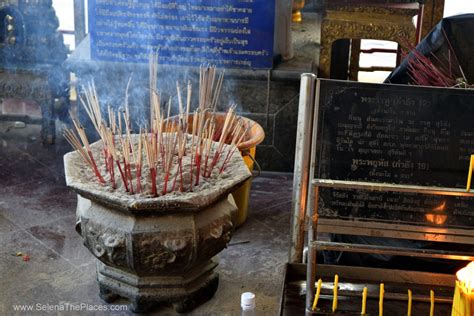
[88,0,275,69]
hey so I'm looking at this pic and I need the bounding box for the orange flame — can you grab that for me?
[425,201,448,225]
[432,201,446,212]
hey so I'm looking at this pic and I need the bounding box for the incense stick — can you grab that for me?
[69,114,105,184]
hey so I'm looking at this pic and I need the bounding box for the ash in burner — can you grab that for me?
[66,133,249,200]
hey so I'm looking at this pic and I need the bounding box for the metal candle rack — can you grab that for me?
[283,74,474,315]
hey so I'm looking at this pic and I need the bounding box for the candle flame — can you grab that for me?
[425,201,448,225]
[432,201,446,211]
[425,213,448,225]
[456,262,474,291]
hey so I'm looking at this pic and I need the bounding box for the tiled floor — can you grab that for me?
[0,122,293,315]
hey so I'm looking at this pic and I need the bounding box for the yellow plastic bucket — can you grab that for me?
[233,146,257,227]
[233,117,264,227]
[167,113,265,227]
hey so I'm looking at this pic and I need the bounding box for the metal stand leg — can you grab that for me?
[290,73,317,263]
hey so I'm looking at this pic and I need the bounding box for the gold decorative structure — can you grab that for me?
[318,1,420,79]
[422,0,445,39]
[292,0,305,23]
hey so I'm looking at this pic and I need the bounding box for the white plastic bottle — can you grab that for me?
[241,292,256,316]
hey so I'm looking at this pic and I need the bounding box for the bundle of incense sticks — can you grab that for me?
[401,31,471,88]
[66,54,250,198]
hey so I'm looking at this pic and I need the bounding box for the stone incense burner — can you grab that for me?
[64,139,251,313]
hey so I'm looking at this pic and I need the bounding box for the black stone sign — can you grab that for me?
[315,79,474,228]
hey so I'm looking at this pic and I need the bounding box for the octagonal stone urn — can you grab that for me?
[64,140,251,313]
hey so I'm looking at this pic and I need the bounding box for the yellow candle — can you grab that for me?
[311,278,322,311]
[332,274,339,313]
[430,290,435,316]
[379,283,384,316]
[361,287,368,315]
[407,289,412,316]
[466,155,474,191]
